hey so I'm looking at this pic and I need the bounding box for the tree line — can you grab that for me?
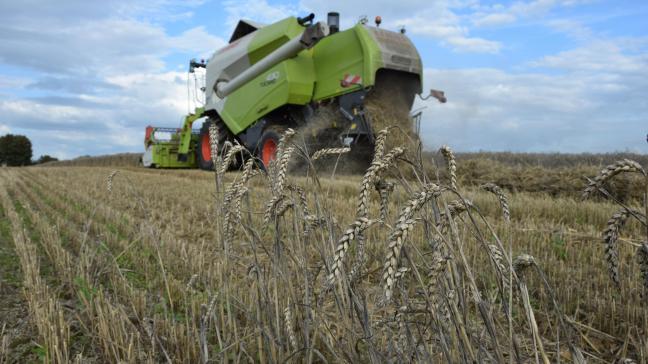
[0,134,58,166]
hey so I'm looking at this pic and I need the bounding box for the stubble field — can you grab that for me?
[1,139,647,363]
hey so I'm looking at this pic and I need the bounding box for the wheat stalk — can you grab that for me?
[514,254,550,364]
[582,159,646,199]
[603,208,630,287]
[481,183,510,222]
[310,147,351,161]
[440,145,457,190]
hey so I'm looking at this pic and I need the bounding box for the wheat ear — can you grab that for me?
[267,128,296,194]
[286,184,310,217]
[439,145,458,190]
[437,199,472,234]
[426,252,451,323]
[637,242,648,291]
[208,122,221,169]
[481,183,511,222]
[310,147,351,161]
[375,180,394,221]
[284,300,298,351]
[263,194,284,224]
[373,128,390,160]
[357,147,405,218]
[582,159,646,199]
[274,146,294,193]
[383,184,443,299]
[219,144,245,175]
[488,244,510,292]
[603,209,630,288]
[327,217,377,285]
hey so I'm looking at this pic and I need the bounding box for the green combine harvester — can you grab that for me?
[142,12,444,169]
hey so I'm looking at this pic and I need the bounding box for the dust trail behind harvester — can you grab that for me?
[365,85,421,156]
[293,87,421,174]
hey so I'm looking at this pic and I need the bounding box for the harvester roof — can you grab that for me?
[229,20,266,43]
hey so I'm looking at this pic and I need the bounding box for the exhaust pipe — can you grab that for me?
[216,22,329,98]
[327,12,339,34]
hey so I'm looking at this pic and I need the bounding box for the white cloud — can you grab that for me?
[299,0,501,53]
[545,19,592,40]
[0,0,227,158]
[472,13,517,27]
[0,75,31,89]
[223,0,300,31]
[417,40,648,153]
[445,36,502,53]
[532,41,648,73]
[170,26,227,58]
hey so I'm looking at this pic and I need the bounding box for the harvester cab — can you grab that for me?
[143,11,445,169]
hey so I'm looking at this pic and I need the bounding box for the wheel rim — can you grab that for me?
[201,132,211,162]
[262,138,277,167]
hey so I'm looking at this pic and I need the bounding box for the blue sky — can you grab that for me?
[0,0,646,159]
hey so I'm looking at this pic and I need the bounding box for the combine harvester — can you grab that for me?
[143,12,445,169]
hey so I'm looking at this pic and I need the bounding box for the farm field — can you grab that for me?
[1,146,647,363]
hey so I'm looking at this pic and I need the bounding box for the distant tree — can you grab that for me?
[35,155,58,164]
[0,134,32,166]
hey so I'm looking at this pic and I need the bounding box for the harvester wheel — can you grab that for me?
[257,125,285,169]
[196,118,227,170]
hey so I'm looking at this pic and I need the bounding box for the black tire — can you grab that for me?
[196,118,228,171]
[256,125,286,170]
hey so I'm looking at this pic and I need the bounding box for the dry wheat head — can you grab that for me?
[310,147,351,161]
[356,147,405,218]
[582,159,646,199]
[219,144,245,175]
[439,145,458,190]
[637,242,648,291]
[106,170,119,193]
[327,217,377,285]
[603,209,630,287]
[208,123,220,168]
[481,183,511,222]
